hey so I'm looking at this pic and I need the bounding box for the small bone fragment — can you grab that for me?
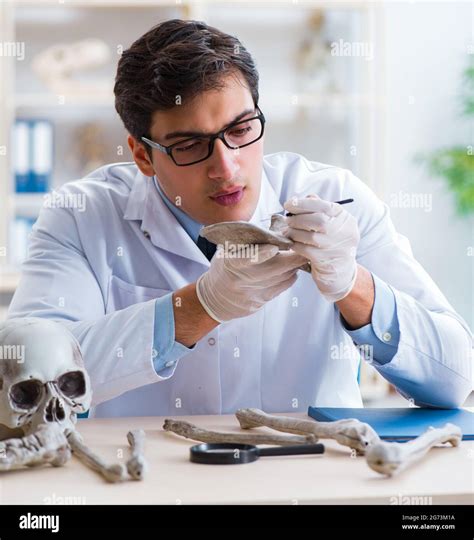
[0,424,71,471]
[269,213,289,234]
[366,423,462,477]
[126,429,147,480]
[236,408,380,454]
[67,430,128,483]
[163,418,319,445]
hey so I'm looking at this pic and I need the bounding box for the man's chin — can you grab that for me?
[206,190,255,223]
[205,207,252,224]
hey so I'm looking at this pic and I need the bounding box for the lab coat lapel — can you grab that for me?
[249,165,284,226]
[123,165,284,265]
[124,171,209,266]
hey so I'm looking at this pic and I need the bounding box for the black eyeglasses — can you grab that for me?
[141,107,266,166]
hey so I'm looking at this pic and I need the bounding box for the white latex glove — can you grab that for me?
[283,195,360,302]
[196,244,307,322]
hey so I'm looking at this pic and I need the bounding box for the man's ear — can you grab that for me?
[128,134,155,177]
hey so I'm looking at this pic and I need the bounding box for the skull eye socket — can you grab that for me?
[57,371,86,399]
[10,379,43,410]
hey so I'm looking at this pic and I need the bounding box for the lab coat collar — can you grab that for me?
[123,164,283,265]
[249,163,284,226]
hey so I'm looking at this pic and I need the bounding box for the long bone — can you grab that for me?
[235,408,380,454]
[67,429,128,483]
[163,418,319,446]
[366,423,462,476]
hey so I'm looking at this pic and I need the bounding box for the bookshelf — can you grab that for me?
[0,0,386,289]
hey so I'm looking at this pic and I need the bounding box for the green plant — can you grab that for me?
[416,62,474,216]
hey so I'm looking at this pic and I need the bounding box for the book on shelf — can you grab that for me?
[13,119,53,193]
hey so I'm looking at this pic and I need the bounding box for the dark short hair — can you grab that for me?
[114,19,259,142]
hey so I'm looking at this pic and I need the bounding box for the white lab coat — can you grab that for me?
[8,152,473,417]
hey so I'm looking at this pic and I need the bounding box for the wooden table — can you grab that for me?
[2,413,473,505]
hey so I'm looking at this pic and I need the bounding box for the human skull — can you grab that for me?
[0,318,91,436]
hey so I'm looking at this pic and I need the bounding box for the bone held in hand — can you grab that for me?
[200,220,311,272]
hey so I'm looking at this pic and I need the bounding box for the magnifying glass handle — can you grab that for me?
[258,443,324,457]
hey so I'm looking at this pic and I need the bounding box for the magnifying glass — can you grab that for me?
[190,442,325,465]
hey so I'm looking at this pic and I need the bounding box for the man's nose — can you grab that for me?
[207,139,239,181]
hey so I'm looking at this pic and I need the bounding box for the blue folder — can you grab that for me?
[307,407,474,441]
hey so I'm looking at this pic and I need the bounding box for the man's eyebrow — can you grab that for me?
[163,108,256,141]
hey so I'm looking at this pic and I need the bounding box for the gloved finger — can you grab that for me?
[228,243,279,269]
[286,239,317,261]
[268,265,302,284]
[250,243,279,264]
[290,232,354,261]
[286,212,331,233]
[260,273,298,302]
[284,227,324,247]
[247,266,301,289]
[284,196,342,217]
[259,249,308,275]
[313,259,339,278]
[238,250,306,282]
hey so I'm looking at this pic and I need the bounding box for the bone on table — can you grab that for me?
[163,418,319,445]
[126,429,148,480]
[365,423,462,476]
[235,408,380,454]
[0,423,71,471]
[67,429,128,483]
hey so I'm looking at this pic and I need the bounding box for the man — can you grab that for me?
[8,19,472,417]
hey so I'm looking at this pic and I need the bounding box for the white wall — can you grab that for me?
[381,1,473,327]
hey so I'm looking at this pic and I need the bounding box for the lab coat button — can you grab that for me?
[207,337,216,346]
[165,360,176,368]
[143,230,150,238]
[382,332,392,342]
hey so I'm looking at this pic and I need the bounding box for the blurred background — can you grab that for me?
[0,0,472,405]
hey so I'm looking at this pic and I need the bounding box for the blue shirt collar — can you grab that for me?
[153,176,202,243]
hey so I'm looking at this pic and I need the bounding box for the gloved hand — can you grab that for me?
[283,195,360,302]
[196,244,307,322]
